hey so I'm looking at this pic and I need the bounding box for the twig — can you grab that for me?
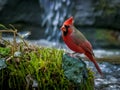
[0,32,2,40]
[0,30,15,33]
[16,33,28,47]
[6,56,13,62]
[13,30,17,50]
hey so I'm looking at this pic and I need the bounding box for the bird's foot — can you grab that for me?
[66,52,84,63]
[66,52,78,58]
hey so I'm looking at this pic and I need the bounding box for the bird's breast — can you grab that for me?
[63,35,85,53]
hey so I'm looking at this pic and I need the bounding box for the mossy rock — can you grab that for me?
[62,54,94,90]
[0,45,94,90]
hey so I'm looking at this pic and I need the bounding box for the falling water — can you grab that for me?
[38,0,74,42]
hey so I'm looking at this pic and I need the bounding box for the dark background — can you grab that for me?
[0,0,120,48]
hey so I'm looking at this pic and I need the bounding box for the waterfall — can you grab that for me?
[38,0,74,42]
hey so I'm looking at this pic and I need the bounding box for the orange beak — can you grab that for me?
[60,25,66,32]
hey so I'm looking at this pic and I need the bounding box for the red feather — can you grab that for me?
[63,16,73,25]
[85,52,103,76]
[61,17,103,76]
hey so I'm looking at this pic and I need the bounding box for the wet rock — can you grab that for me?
[0,58,7,70]
[62,54,88,84]
[0,0,42,25]
[74,0,120,29]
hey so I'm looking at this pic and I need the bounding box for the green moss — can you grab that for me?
[0,45,69,90]
[0,28,94,90]
[0,44,94,90]
[0,47,10,57]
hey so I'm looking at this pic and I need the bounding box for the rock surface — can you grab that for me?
[62,54,88,84]
[74,0,120,29]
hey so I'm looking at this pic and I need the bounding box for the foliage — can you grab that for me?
[0,47,10,57]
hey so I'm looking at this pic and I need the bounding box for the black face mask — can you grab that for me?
[63,25,69,36]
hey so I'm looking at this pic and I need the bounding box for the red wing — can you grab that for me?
[80,41,94,55]
[70,32,94,55]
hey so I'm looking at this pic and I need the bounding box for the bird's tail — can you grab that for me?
[85,52,103,76]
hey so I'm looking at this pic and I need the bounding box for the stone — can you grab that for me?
[62,54,88,84]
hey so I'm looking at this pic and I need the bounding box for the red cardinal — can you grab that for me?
[60,16,103,76]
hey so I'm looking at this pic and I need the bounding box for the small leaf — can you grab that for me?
[0,24,8,29]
